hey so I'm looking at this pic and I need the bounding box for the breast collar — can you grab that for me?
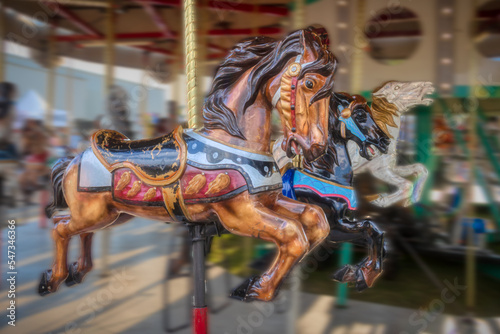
[184,130,283,194]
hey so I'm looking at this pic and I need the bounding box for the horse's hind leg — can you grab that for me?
[65,213,134,287]
[66,232,94,287]
[392,163,429,204]
[39,215,73,295]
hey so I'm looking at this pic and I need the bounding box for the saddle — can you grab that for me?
[91,125,187,186]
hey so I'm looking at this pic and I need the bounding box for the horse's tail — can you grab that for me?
[45,157,72,218]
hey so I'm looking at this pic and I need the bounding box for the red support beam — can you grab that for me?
[134,0,175,39]
[56,5,102,36]
[135,45,173,56]
[136,0,288,17]
[207,43,227,53]
[56,27,283,42]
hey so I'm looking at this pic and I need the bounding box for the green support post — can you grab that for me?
[335,242,352,308]
[414,105,435,216]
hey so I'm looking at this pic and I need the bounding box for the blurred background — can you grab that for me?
[1,0,500,333]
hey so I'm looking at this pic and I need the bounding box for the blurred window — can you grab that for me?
[364,7,422,65]
[473,0,500,61]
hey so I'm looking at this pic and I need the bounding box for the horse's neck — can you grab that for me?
[303,138,353,186]
[387,113,402,153]
[202,72,272,153]
[329,140,353,186]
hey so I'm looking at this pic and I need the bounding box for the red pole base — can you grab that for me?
[193,307,208,334]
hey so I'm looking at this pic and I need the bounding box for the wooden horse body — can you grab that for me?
[41,27,338,302]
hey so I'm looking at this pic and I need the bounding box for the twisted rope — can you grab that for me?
[184,0,198,129]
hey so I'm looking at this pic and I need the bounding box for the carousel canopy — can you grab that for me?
[5,0,291,70]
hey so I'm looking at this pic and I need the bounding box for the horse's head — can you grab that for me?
[373,81,434,113]
[332,93,389,160]
[267,26,337,162]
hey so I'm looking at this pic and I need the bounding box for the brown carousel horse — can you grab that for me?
[40,27,338,302]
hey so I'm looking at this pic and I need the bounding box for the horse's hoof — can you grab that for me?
[354,274,369,292]
[65,262,83,287]
[38,270,53,296]
[229,276,260,302]
[331,265,355,283]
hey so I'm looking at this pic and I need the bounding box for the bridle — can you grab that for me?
[271,55,308,133]
[338,102,367,142]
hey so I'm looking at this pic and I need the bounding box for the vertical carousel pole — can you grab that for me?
[100,0,115,278]
[45,21,56,130]
[41,18,57,229]
[287,2,305,333]
[184,0,206,333]
[0,0,6,82]
[336,0,366,308]
[184,0,198,129]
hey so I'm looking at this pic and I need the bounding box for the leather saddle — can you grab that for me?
[91,125,187,186]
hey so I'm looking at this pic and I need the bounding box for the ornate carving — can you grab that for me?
[205,172,230,195]
[185,173,206,195]
[143,187,157,201]
[115,171,131,191]
[127,181,141,198]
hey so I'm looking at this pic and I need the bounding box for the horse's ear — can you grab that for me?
[299,29,318,63]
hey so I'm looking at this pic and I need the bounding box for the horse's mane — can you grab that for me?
[203,28,337,140]
[302,92,348,172]
[371,95,399,139]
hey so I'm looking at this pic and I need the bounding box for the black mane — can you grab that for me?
[202,28,338,140]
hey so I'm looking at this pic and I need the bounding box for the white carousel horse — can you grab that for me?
[348,81,435,207]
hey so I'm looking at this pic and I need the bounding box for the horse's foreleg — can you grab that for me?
[370,167,414,207]
[274,194,330,250]
[213,196,310,302]
[392,163,429,204]
[330,218,385,291]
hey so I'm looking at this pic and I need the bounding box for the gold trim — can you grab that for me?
[287,62,301,77]
[91,125,188,187]
[176,184,193,221]
[162,186,180,222]
[300,170,354,190]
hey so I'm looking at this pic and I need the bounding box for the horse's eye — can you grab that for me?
[395,86,400,90]
[356,113,367,122]
[305,80,314,89]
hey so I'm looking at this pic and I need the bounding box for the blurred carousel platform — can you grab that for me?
[0,217,499,334]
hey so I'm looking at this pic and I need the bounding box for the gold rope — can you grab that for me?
[184,0,198,129]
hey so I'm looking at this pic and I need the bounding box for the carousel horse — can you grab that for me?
[40,27,338,302]
[274,82,434,290]
[348,81,435,207]
[274,92,390,290]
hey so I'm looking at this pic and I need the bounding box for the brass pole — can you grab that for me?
[105,0,115,98]
[350,0,366,94]
[294,0,305,30]
[45,21,56,129]
[184,0,198,129]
